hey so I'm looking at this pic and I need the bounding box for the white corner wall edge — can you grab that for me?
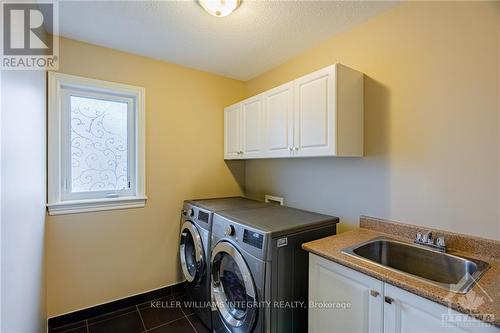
[2,70,47,333]
[0,61,3,333]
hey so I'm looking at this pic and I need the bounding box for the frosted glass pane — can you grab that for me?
[70,95,129,192]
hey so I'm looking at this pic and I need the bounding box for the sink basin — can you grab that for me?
[341,237,489,293]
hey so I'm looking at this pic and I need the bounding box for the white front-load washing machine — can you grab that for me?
[179,197,269,330]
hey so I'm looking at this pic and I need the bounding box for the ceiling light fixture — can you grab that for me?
[198,0,241,17]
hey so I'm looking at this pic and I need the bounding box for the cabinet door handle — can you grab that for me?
[370,290,379,298]
[384,296,394,304]
[288,147,293,151]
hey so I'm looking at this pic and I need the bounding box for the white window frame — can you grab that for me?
[47,72,146,215]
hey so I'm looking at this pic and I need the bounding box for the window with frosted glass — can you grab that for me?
[48,72,145,215]
[69,95,130,193]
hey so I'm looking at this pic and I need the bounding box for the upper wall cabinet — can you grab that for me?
[263,82,294,158]
[224,64,364,160]
[223,95,264,160]
[224,103,242,159]
[241,95,264,158]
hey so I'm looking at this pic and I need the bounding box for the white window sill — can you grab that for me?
[47,196,147,215]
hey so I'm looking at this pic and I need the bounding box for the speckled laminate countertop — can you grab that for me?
[302,217,500,328]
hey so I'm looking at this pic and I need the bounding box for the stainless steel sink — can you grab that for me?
[342,237,489,293]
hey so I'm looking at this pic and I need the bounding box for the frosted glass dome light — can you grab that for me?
[198,0,241,17]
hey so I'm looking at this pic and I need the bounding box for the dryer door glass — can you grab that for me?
[180,221,204,283]
[211,241,257,331]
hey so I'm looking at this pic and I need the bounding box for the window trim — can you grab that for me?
[47,72,146,215]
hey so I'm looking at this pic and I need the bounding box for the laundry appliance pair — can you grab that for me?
[179,197,338,333]
[179,197,269,329]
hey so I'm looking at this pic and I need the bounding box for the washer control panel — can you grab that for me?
[243,229,264,249]
[212,213,268,260]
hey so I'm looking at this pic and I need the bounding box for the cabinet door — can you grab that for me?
[240,95,263,159]
[224,103,241,159]
[294,66,335,157]
[384,284,499,333]
[309,254,384,333]
[262,82,294,158]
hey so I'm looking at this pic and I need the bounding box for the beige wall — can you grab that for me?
[46,38,246,317]
[245,2,500,239]
[1,71,47,332]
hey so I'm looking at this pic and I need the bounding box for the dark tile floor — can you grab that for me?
[49,292,210,333]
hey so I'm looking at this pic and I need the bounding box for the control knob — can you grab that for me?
[225,225,235,236]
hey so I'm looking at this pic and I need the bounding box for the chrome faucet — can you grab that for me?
[436,235,446,248]
[415,231,446,252]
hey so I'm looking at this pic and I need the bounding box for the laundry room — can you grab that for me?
[1,1,499,333]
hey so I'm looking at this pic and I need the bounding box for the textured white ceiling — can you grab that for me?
[56,1,396,81]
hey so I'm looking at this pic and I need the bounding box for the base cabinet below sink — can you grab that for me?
[308,253,498,333]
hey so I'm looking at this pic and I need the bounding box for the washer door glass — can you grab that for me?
[220,254,247,319]
[179,221,204,283]
[211,241,257,331]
